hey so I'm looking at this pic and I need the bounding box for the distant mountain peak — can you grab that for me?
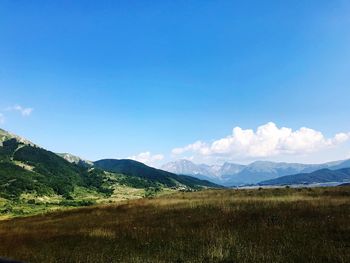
[162,158,350,186]
[163,159,214,176]
[57,153,93,167]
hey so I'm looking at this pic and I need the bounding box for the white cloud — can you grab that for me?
[6,105,33,116]
[128,151,164,166]
[172,122,350,160]
[172,141,208,155]
[0,113,4,124]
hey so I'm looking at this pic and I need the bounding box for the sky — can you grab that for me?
[1,0,350,167]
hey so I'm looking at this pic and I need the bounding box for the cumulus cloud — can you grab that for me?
[172,141,208,155]
[172,122,350,160]
[6,105,33,116]
[0,113,4,124]
[128,151,164,166]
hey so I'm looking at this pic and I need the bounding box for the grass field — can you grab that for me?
[0,186,349,263]
[0,185,176,220]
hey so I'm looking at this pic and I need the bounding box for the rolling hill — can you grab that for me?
[0,135,112,200]
[259,168,350,186]
[94,159,220,189]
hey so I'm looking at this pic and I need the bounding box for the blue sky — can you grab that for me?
[1,0,350,166]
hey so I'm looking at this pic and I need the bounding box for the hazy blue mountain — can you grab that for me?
[162,159,350,186]
[161,159,214,177]
[328,159,350,170]
[259,168,350,185]
[220,162,245,176]
[226,161,316,185]
[162,160,244,178]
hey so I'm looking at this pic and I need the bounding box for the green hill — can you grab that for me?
[0,128,220,218]
[0,136,111,200]
[94,159,220,189]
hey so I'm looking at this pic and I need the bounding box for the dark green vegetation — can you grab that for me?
[94,159,219,188]
[0,129,218,218]
[0,137,111,200]
[0,187,349,263]
[260,168,350,186]
[0,162,53,199]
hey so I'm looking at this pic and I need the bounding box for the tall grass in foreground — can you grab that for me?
[0,187,349,263]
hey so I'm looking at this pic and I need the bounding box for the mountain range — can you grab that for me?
[259,168,350,186]
[2,125,350,205]
[0,128,218,203]
[162,159,350,186]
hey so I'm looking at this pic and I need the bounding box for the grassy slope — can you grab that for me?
[0,138,112,199]
[0,136,219,217]
[0,187,349,263]
[0,171,177,219]
[0,139,183,218]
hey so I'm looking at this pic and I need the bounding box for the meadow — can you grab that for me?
[0,186,349,263]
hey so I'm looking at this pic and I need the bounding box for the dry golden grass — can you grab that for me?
[0,186,349,263]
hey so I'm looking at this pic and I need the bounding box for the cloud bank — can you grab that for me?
[128,151,164,166]
[172,122,350,160]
